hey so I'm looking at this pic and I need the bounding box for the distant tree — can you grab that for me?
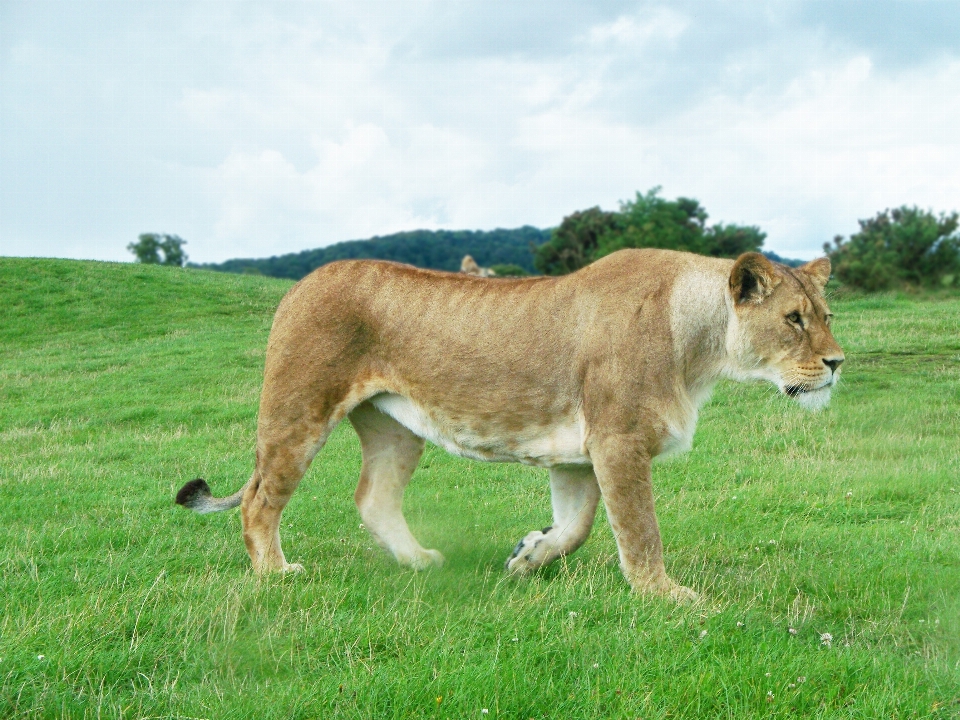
[535,188,766,275]
[128,233,188,267]
[703,223,766,258]
[825,207,960,291]
[597,187,765,259]
[128,234,161,264]
[159,235,188,266]
[534,207,620,275]
[595,188,707,258]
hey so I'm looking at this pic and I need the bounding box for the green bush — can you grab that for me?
[533,207,619,275]
[488,263,529,277]
[825,206,960,291]
[534,188,765,275]
[128,233,188,266]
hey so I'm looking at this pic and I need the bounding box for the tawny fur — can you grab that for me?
[175,249,844,602]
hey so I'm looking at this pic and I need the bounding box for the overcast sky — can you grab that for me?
[2,1,959,264]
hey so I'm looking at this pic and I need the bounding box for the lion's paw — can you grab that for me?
[404,549,445,571]
[504,528,553,575]
[281,562,305,573]
[630,575,698,604]
[668,583,699,604]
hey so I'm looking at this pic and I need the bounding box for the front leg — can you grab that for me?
[589,434,697,603]
[506,465,600,574]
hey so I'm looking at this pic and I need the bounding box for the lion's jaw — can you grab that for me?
[723,254,844,412]
[787,382,834,411]
[725,329,840,412]
[778,356,842,411]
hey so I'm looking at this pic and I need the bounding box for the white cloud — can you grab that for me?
[108,47,960,260]
[640,55,960,256]
[586,8,688,47]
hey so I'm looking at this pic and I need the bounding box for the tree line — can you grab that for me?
[188,227,550,279]
[131,189,960,291]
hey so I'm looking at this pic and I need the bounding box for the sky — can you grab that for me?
[2,1,960,264]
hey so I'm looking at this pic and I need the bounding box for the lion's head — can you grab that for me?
[727,253,844,411]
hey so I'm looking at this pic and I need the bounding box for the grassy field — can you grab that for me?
[1,258,958,719]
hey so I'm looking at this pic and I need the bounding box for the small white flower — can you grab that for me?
[797,676,807,683]
[820,632,833,647]
[37,655,45,660]
[788,627,797,635]
[764,672,771,677]
[511,637,518,642]
[732,495,737,500]
[699,630,708,639]
[592,663,599,669]
[482,710,489,715]
[736,621,744,627]
[766,691,774,702]
[568,611,578,617]
[359,523,364,529]
[768,540,777,545]
[788,683,796,689]
[845,491,853,499]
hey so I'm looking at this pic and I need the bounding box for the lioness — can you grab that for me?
[176,249,843,601]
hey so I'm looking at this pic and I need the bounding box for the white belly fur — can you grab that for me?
[370,393,590,467]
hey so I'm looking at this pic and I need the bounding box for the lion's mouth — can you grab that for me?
[784,378,834,397]
[780,376,835,411]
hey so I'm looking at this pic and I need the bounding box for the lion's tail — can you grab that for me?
[175,478,244,514]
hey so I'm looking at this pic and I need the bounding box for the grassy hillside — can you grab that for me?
[1,258,959,718]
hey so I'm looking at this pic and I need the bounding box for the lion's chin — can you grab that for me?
[789,385,832,412]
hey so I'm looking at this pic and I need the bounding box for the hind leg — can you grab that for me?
[241,427,325,573]
[506,465,600,574]
[349,402,443,570]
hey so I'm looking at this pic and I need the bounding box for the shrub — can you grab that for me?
[825,207,960,291]
[534,188,766,275]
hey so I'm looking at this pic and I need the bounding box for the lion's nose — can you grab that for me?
[823,357,844,374]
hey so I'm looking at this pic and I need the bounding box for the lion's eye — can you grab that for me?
[786,311,804,327]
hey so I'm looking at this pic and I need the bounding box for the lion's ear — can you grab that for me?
[730,252,779,304]
[799,257,831,291]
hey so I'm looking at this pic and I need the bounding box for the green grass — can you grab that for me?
[1,258,958,719]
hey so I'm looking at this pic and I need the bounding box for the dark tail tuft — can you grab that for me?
[175,477,244,515]
[176,478,212,508]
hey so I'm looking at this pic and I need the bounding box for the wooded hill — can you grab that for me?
[192,227,551,279]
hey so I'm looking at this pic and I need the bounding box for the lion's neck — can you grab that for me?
[668,266,734,398]
[654,266,734,457]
